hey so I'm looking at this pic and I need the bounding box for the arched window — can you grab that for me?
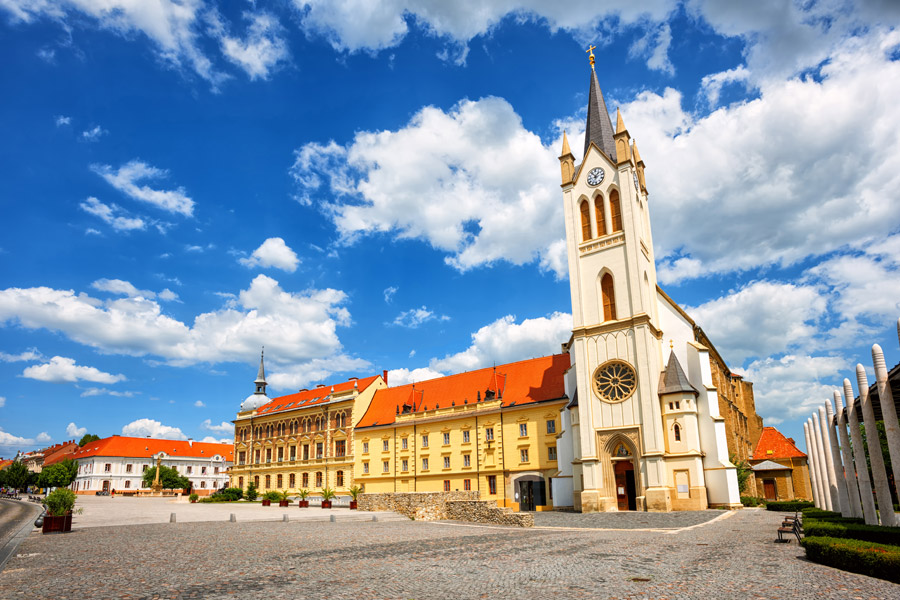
[601,273,617,321]
[264,474,271,489]
[580,200,591,241]
[289,473,295,488]
[674,423,682,442]
[610,189,622,232]
[315,472,323,488]
[336,470,344,487]
[594,196,607,237]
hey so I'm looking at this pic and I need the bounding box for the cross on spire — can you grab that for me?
[586,45,596,69]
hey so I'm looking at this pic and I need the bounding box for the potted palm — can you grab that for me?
[320,487,336,509]
[348,485,362,510]
[278,490,291,507]
[189,492,199,503]
[43,488,76,534]
[262,491,279,506]
[297,488,310,508]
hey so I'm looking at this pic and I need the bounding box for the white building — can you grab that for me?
[71,435,234,494]
[553,55,741,512]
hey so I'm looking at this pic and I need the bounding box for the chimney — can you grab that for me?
[383,369,388,385]
[188,438,193,447]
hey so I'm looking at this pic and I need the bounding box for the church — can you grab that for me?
[230,55,763,513]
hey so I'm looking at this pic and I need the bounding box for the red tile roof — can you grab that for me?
[0,459,13,470]
[72,436,234,461]
[255,374,382,415]
[357,354,570,428]
[752,426,807,460]
[42,441,80,466]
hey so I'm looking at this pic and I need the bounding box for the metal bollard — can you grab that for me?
[229,514,236,522]
[283,514,289,522]
[330,514,336,522]
[372,515,378,522]
[170,513,176,523]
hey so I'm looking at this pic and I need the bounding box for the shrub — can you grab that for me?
[766,500,815,512]
[801,536,900,583]
[264,490,282,502]
[188,493,199,502]
[45,488,76,517]
[320,487,336,501]
[214,487,243,502]
[741,496,766,507]
[801,507,841,518]
[803,521,900,545]
[245,482,258,501]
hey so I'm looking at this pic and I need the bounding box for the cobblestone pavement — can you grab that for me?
[1,508,895,599]
[532,509,724,529]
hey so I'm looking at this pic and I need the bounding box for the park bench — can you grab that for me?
[776,515,803,543]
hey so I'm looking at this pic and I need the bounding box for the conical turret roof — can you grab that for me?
[658,352,698,396]
[584,68,617,162]
[255,349,266,385]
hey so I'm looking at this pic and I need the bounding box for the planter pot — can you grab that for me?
[321,500,332,509]
[297,500,309,508]
[190,499,197,503]
[42,512,72,534]
[261,499,271,506]
[278,500,290,507]
[349,501,358,510]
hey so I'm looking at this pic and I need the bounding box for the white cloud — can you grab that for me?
[0,349,43,362]
[0,275,362,386]
[37,47,55,62]
[239,237,299,272]
[386,366,445,387]
[213,10,289,80]
[740,354,850,421]
[194,400,205,407]
[625,29,900,283]
[92,160,194,217]
[200,419,233,434]
[92,278,154,298]
[22,356,127,384]
[80,387,137,398]
[199,436,231,444]
[36,432,51,443]
[80,197,145,232]
[392,306,449,329]
[81,125,107,141]
[383,286,398,303]
[699,65,750,108]
[431,311,571,374]
[0,396,5,408]
[629,22,673,74]
[55,115,71,126]
[687,281,827,365]
[267,354,370,390]
[292,97,566,275]
[66,422,87,437]
[158,289,179,302]
[0,427,34,449]
[122,418,187,440]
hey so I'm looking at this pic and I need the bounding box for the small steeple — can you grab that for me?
[633,139,647,193]
[613,108,632,166]
[658,352,698,396]
[559,131,575,186]
[254,347,267,395]
[615,108,626,134]
[584,67,617,163]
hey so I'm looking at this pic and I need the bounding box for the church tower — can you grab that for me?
[559,50,671,512]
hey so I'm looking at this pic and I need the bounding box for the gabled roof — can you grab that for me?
[751,459,793,472]
[255,374,382,416]
[584,68,617,162]
[72,436,234,461]
[658,352,699,396]
[357,354,570,428]
[752,426,806,460]
[42,441,79,466]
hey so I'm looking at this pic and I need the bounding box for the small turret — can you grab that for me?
[559,131,575,186]
[633,139,647,194]
[613,108,632,166]
[241,348,269,411]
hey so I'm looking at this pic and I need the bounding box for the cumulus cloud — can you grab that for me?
[0,349,43,362]
[122,418,187,440]
[392,306,449,329]
[92,160,194,217]
[0,427,34,450]
[212,10,289,80]
[66,422,87,437]
[199,436,231,444]
[36,432,51,443]
[740,354,850,421]
[239,237,300,272]
[194,400,205,407]
[0,275,363,386]
[267,354,370,390]
[431,312,571,374]
[292,97,566,275]
[386,366,446,387]
[80,387,137,398]
[22,356,127,384]
[81,125,107,141]
[201,419,233,434]
[80,197,145,232]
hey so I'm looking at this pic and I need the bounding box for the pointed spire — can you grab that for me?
[254,347,266,385]
[658,351,698,396]
[615,108,626,134]
[632,139,643,164]
[560,131,572,158]
[584,68,617,162]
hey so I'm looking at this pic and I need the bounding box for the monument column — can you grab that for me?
[824,401,851,516]
[810,414,831,510]
[857,364,896,526]
[873,344,900,497]
[803,422,822,508]
[845,378,878,524]
[833,391,862,518]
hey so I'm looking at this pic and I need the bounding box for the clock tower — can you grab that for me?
[556,54,737,512]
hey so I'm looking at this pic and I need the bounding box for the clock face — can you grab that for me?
[586,167,605,187]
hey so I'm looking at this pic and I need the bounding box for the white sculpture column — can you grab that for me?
[804,421,822,508]
[857,364,896,526]
[825,400,851,516]
[817,407,842,512]
[811,412,833,511]
[843,379,877,524]
[873,344,900,499]
[833,390,863,518]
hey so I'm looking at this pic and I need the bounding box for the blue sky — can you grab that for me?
[1,1,899,457]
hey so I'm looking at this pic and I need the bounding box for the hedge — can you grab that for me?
[803,520,900,546]
[801,536,900,583]
[802,508,841,518]
[741,496,766,507]
[766,500,815,512]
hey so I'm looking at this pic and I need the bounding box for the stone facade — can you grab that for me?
[358,491,533,527]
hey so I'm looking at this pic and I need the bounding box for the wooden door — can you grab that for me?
[614,460,635,510]
[764,479,777,500]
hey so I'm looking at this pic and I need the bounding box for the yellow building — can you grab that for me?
[353,354,570,511]
[230,353,386,496]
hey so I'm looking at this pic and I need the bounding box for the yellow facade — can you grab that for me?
[354,398,566,511]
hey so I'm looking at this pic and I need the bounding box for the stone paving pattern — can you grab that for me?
[1,508,896,599]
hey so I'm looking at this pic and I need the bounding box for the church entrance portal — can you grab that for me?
[613,460,636,511]
[516,476,546,511]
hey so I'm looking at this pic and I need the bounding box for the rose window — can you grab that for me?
[592,361,637,403]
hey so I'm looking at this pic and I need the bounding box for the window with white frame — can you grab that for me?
[462,430,470,443]
[442,432,450,445]
[519,423,528,437]
[463,454,471,467]
[520,449,529,462]
[443,456,450,469]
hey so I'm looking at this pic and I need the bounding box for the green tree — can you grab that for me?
[5,462,31,491]
[38,459,79,489]
[731,454,752,493]
[245,481,258,501]
[141,465,191,490]
[78,434,101,447]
